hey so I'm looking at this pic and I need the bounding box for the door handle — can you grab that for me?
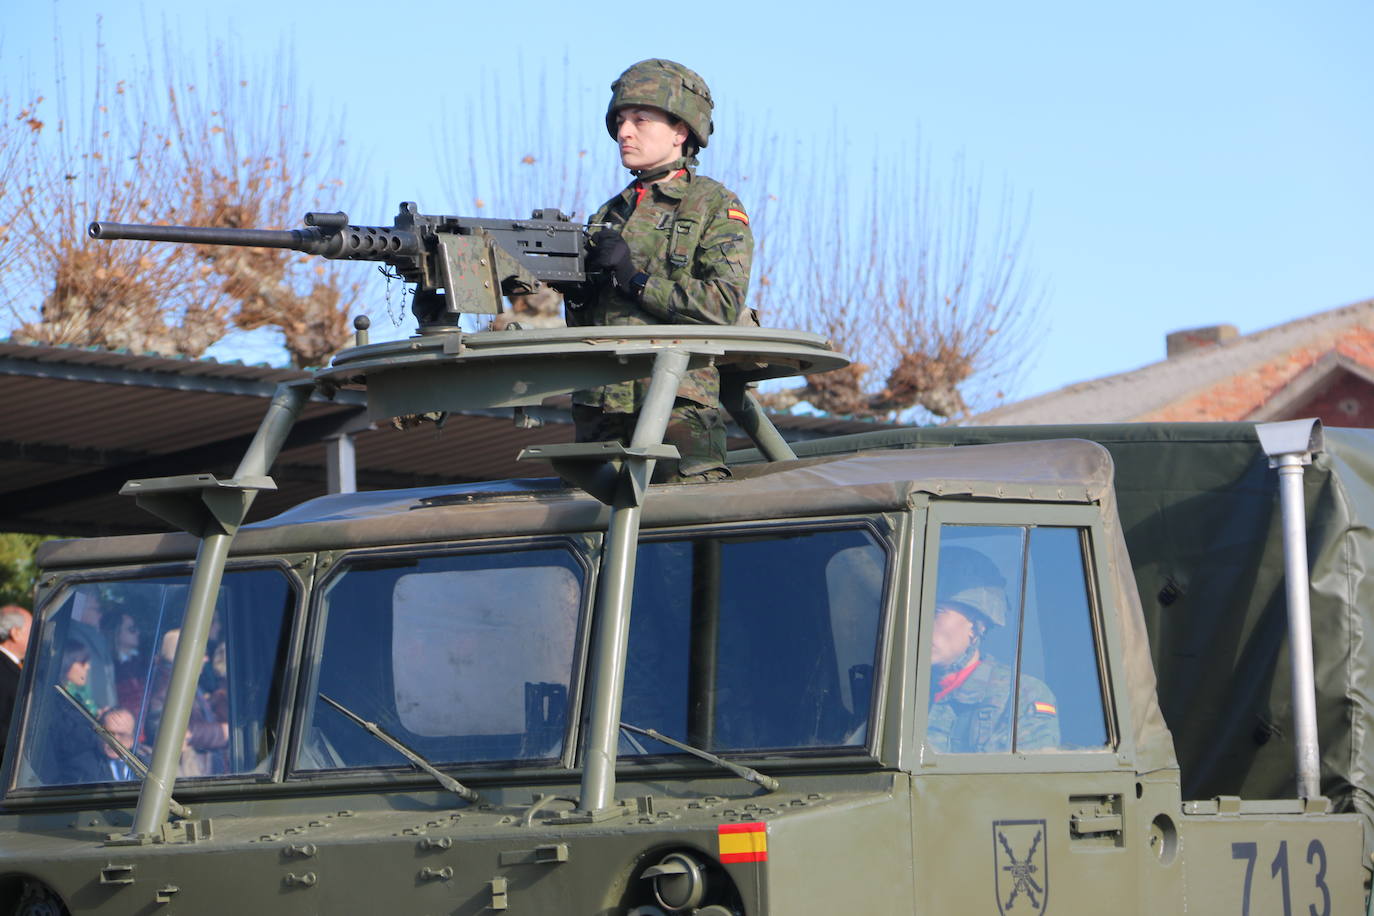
[1070,811,1123,835]
[1069,794,1124,840]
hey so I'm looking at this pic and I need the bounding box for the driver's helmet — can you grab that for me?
[935,546,1008,629]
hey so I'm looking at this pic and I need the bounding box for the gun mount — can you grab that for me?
[89,202,590,331]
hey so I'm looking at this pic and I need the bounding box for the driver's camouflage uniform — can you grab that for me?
[927,655,1060,753]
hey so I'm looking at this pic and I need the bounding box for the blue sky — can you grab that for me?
[4,0,1371,403]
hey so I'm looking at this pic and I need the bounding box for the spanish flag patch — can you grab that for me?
[726,207,749,225]
[718,821,768,863]
[1033,701,1057,715]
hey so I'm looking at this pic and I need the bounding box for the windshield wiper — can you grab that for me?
[620,721,778,793]
[319,693,478,803]
[54,685,192,818]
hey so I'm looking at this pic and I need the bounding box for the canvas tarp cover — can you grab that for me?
[752,423,1374,843]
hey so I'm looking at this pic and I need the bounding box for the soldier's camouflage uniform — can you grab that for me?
[568,161,754,479]
[926,655,1060,753]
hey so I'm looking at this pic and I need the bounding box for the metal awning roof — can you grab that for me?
[0,340,888,536]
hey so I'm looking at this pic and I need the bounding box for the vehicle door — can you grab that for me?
[910,503,1140,915]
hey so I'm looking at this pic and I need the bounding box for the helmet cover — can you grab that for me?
[606,58,714,150]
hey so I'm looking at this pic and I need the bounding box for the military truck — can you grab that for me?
[0,322,1370,915]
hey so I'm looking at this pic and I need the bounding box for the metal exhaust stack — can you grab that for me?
[1255,417,1324,800]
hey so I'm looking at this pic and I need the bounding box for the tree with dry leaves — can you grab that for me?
[0,30,367,368]
[751,149,1043,423]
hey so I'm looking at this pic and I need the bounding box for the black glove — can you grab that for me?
[588,228,645,297]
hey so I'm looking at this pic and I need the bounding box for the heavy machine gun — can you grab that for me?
[89,202,591,331]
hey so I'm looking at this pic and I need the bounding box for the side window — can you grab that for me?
[622,526,887,756]
[14,568,293,789]
[927,525,1109,755]
[296,545,585,772]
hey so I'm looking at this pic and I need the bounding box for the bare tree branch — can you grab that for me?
[737,144,1044,423]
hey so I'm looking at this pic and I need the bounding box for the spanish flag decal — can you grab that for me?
[718,821,768,863]
[726,207,749,225]
[1034,701,1057,715]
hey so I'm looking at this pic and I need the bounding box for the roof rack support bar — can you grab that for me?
[577,347,689,817]
[720,376,796,462]
[127,381,314,840]
[237,382,318,481]
[1256,418,1324,801]
[325,431,358,494]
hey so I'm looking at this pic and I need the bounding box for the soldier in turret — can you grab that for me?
[926,546,1060,753]
[572,59,755,482]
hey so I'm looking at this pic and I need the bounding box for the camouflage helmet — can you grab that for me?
[934,546,1008,629]
[606,59,714,150]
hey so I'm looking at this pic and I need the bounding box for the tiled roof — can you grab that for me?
[970,297,1374,425]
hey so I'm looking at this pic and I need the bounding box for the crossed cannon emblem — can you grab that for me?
[993,819,1048,915]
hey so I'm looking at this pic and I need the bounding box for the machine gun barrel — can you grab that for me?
[88,218,422,261]
[90,220,303,250]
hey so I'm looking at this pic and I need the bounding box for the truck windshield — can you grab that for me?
[621,525,887,756]
[295,545,585,773]
[13,567,294,789]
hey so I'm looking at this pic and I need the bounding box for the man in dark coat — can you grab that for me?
[0,605,32,762]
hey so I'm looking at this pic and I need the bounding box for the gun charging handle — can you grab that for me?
[305,211,349,231]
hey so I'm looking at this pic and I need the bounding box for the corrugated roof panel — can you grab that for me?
[1,340,891,535]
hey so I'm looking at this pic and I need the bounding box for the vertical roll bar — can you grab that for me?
[1255,418,1324,801]
[127,382,313,838]
[576,348,690,815]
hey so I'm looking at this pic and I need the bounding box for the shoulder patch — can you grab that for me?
[726,207,749,225]
[1033,701,1057,716]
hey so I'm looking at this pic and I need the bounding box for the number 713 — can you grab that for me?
[1231,839,1330,916]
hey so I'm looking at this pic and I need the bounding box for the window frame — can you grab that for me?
[2,556,307,804]
[285,535,596,785]
[914,501,1135,774]
[609,514,900,775]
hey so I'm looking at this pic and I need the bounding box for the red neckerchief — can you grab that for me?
[934,656,981,702]
[633,168,684,209]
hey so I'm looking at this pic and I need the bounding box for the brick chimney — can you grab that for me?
[1167,324,1238,358]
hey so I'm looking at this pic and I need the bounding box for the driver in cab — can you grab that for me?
[927,546,1060,753]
